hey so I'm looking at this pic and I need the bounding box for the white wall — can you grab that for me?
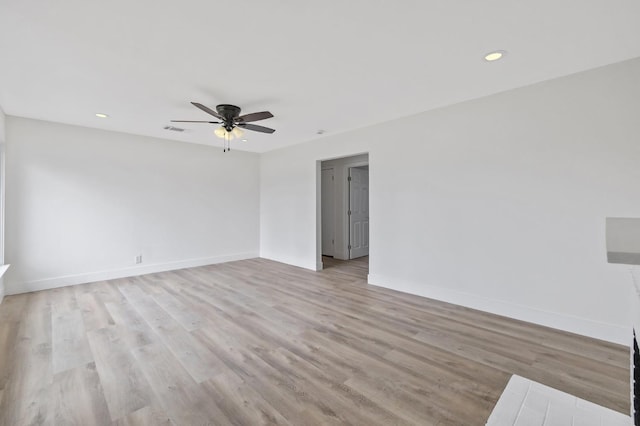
[260,58,640,345]
[321,154,369,261]
[5,117,260,294]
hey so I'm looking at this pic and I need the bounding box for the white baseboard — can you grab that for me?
[6,252,259,295]
[367,273,629,346]
[259,254,318,271]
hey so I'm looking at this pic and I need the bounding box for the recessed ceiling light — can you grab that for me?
[241,139,247,142]
[484,50,506,62]
[95,113,109,118]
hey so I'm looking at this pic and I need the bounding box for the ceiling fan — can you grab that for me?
[172,102,275,152]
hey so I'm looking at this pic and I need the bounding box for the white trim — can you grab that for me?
[320,167,336,259]
[0,138,5,305]
[0,265,7,304]
[0,264,9,279]
[6,252,258,295]
[367,273,629,346]
[260,255,317,272]
[0,142,5,266]
[315,160,323,270]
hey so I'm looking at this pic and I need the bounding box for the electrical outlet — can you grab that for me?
[135,255,143,264]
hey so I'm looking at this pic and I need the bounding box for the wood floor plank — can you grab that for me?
[130,341,233,426]
[0,256,630,425]
[49,362,111,426]
[304,328,491,425]
[147,287,203,332]
[51,307,94,375]
[0,294,28,323]
[200,372,292,426]
[0,321,19,391]
[194,323,372,425]
[0,291,53,426]
[118,284,222,383]
[49,285,95,376]
[75,288,116,332]
[111,406,174,426]
[86,327,154,421]
[267,346,412,426]
[103,301,158,349]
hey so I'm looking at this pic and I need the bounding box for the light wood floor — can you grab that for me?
[0,256,630,425]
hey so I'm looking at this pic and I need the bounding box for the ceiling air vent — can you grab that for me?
[163,125,186,132]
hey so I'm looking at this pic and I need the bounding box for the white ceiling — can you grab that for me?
[1,0,639,153]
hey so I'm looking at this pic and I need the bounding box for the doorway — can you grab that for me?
[318,153,369,271]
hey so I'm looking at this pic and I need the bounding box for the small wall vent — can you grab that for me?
[163,125,186,132]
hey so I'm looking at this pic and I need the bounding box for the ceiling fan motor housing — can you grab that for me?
[216,104,241,130]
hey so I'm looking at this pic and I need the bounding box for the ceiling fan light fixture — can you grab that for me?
[214,126,245,140]
[232,127,244,139]
[214,127,229,139]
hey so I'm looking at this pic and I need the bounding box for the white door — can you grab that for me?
[349,167,369,259]
[321,168,335,256]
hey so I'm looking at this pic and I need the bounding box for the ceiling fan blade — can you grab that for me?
[170,120,221,123]
[191,102,224,120]
[235,111,273,123]
[237,123,276,134]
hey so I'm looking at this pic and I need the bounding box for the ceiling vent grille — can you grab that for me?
[163,125,186,132]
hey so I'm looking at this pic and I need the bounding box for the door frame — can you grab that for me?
[315,154,369,271]
[320,167,336,257]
